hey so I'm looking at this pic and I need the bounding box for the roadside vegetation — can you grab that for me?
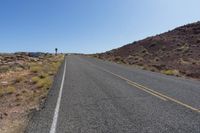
[0,53,64,133]
[161,69,179,76]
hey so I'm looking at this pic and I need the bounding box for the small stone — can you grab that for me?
[4,113,8,116]
[1,81,8,86]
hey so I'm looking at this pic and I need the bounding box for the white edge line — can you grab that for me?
[49,57,66,133]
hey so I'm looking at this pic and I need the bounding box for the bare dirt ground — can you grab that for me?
[0,53,64,133]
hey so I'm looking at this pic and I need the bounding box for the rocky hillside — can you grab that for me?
[94,21,200,79]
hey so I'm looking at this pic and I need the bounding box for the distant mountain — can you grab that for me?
[94,21,200,79]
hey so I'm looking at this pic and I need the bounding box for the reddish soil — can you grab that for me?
[94,21,200,79]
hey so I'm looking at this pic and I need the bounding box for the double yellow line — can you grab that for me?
[86,60,200,113]
[127,81,167,101]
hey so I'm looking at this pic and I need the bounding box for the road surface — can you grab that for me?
[25,55,200,133]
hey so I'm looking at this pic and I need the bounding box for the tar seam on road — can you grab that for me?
[84,59,200,113]
[49,58,67,133]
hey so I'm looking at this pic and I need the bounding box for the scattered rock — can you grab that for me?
[1,81,8,86]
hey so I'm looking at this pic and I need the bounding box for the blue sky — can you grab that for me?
[0,0,200,53]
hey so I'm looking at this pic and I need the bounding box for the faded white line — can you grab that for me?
[49,57,67,133]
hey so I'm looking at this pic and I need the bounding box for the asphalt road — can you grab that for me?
[25,55,200,133]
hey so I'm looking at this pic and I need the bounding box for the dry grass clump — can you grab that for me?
[13,77,24,84]
[30,65,42,73]
[161,69,179,76]
[36,77,52,90]
[39,73,48,79]
[0,66,10,73]
[32,76,52,89]
[0,86,16,96]
[31,76,40,84]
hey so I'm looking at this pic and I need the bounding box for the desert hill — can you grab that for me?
[94,21,200,79]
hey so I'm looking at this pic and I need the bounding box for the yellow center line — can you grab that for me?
[127,81,167,101]
[86,60,200,113]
